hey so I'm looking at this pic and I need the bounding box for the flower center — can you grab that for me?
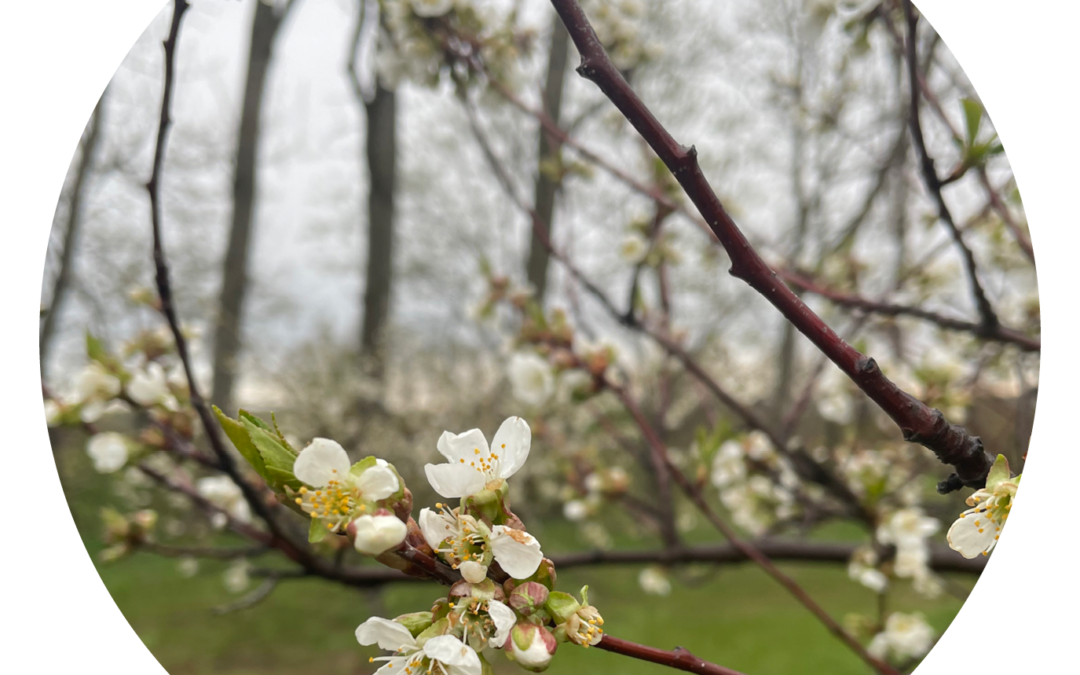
[295,478,365,531]
[456,444,505,477]
[432,504,489,568]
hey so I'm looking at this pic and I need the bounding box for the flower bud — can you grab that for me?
[459,560,488,584]
[509,582,549,616]
[349,512,407,555]
[565,605,604,647]
[507,622,557,672]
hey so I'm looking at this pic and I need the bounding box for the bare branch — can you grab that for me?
[548,0,994,492]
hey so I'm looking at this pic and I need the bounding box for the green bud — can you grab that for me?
[394,612,433,637]
[510,582,549,616]
[544,591,580,625]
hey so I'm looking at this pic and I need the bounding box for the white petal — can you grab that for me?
[487,600,516,647]
[87,432,129,473]
[425,462,487,499]
[293,438,351,487]
[491,417,531,479]
[80,399,106,423]
[354,465,399,501]
[418,507,452,549]
[490,526,543,579]
[128,362,169,406]
[356,616,417,651]
[459,560,488,584]
[353,515,408,556]
[946,511,999,559]
[424,636,481,675]
[436,429,490,464]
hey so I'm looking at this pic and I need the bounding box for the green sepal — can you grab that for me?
[395,612,434,638]
[213,406,267,479]
[986,454,1011,489]
[416,617,450,645]
[308,517,329,543]
[579,585,590,606]
[544,591,580,625]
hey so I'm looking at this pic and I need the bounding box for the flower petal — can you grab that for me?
[293,438,351,487]
[946,510,999,559]
[354,465,399,501]
[356,616,417,651]
[436,428,490,464]
[423,636,481,675]
[490,525,543,579]
[487,600,516,647]
[352,515,408,556]
[425,462,487,499]
[491,417,531,479]
[418,507,453,549]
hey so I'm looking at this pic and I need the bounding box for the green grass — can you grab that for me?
[57,436,971,675]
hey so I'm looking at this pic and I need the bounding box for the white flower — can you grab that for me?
[87,432,129,473]
[127,361,172,408]
[619,232,650,263]
[946,455,1018,558]
[563,499,588,522]
[867,612,934,662]
[357,617,481,675]
[912,570,943,599]
[450,597,516,651]
[745,431,775,462]
[196,475,253,526]
[419,505,543,581]
[638,566,672,596]
[710,440,747,488]
[877,508,940,549]
[223,560,250,593]
[44,399,62,426]
[847,546,887,593]
[291,439,400,533]
[177,557,199,578]
[76,362,121,422]
[352,514,408,556]
[410,0,454,18]
[508,353,555,407]
[424,417,531,499]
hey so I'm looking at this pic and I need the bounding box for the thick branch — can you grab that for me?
[548,0,994,491]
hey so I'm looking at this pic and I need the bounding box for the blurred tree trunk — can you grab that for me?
[525,18,570,304]
[40,95,106,374]
[211,0,296,413]
[360,82,396,380]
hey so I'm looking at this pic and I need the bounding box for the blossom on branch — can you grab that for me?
[291,438,400,533]
[357,616,482,675]
[424,416,531,499]
[947,454,1019,558]
[419,503,543,581]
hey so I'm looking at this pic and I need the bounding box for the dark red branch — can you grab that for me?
[777,270,1039,352]
[548,0,994,491]
[596,637,746,675]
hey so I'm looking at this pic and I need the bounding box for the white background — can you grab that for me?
[1,1,1075,672]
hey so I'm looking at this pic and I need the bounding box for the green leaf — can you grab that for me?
[238,410,275,433]
[243,418,301,490]
[213,406,267,479]
[271,412,295,453]
[309,517,329,543]
[86,330,107,363]
[962,98,983,147]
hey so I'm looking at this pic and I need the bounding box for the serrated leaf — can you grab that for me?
[238,409,274,433]
[243,418,301,490]
[213,406,268,479]
[271,412,295,453]
[309,517,329,543]
[962,98,983,147]
[266,466,302,492]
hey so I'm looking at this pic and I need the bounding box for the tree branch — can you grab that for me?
[901,0,998,333]
[548,0,994,492]
[776,269,1039,352]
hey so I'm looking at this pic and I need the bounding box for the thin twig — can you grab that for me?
[777,269,1039,352]
[901,0,998,333]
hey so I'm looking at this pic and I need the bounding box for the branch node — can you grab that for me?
[937,473,964,494]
